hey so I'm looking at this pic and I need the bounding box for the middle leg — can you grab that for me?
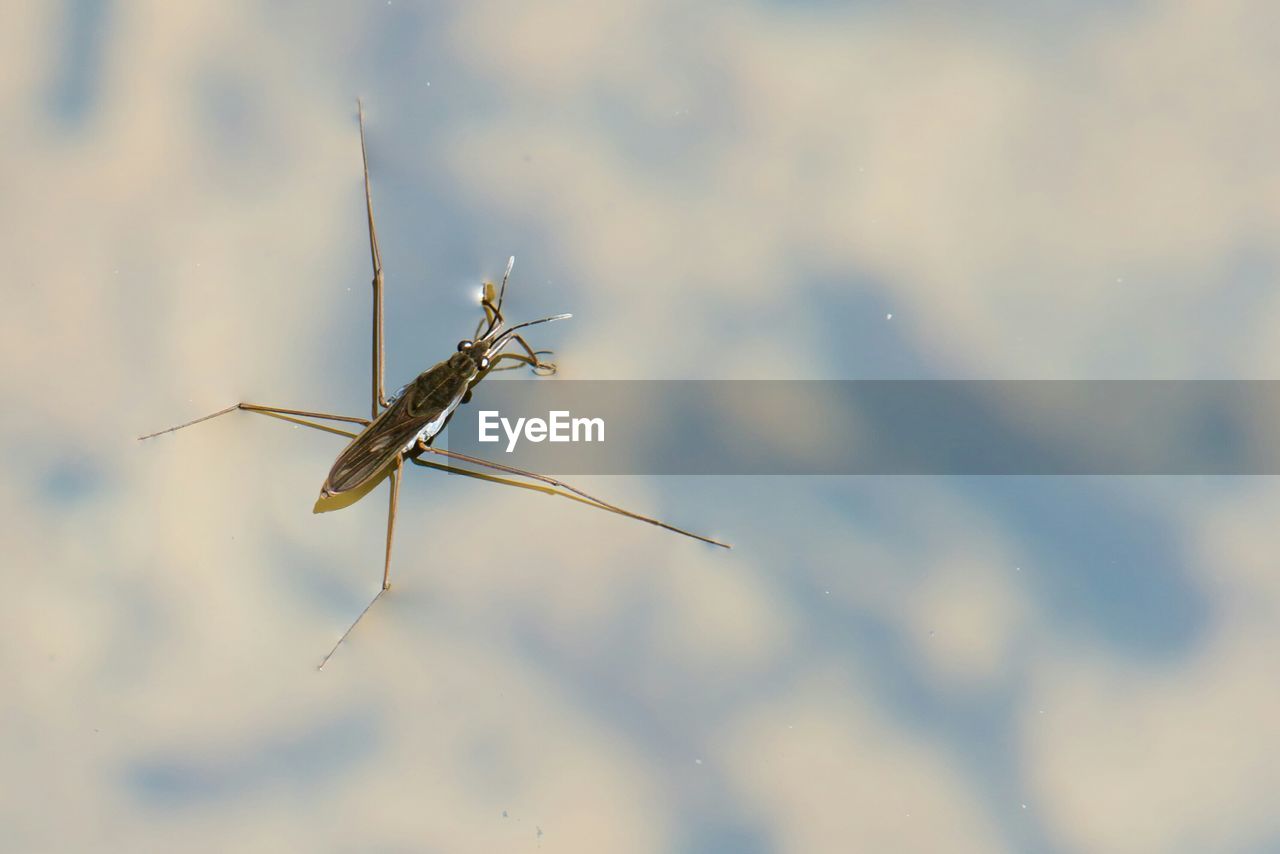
[358,99,391,417]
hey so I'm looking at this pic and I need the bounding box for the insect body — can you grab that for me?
[321,274,569,499]
[320,358,471,498]
[139,101,728,669]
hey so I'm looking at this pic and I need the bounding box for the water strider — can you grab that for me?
[139,101,730,669]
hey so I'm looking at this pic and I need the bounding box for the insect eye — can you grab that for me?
[457,340,473,352]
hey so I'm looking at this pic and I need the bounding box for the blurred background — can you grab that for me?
[4,1,1280,851]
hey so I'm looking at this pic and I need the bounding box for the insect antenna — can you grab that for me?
[479,255,516,340]
[486,312,573,353]
[495,255,514,321]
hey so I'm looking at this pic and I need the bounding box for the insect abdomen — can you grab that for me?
[319,357,475,497]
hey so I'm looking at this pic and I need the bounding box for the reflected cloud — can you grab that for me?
[4,0,1279,850]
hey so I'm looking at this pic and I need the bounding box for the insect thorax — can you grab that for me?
[447,351,478,373]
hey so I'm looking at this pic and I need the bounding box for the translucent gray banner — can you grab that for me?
[439,381,1280,474]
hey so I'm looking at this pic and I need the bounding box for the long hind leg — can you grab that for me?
[381,455,403,590]
[415,440,730,548]
[318,453,403,670]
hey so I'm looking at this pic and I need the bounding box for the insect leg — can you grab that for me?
[473,279,509,340]
[411,457,599,505]
[474,314,487,340]
[318,452,403,671]
[358,99,390,417]
[248,414,360,439]
[318,586,385,671]
[382,454,403,590]
[484,355,538,373]
[138,403,369,441]
[493,333,557,375]
[415,440,730,549]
